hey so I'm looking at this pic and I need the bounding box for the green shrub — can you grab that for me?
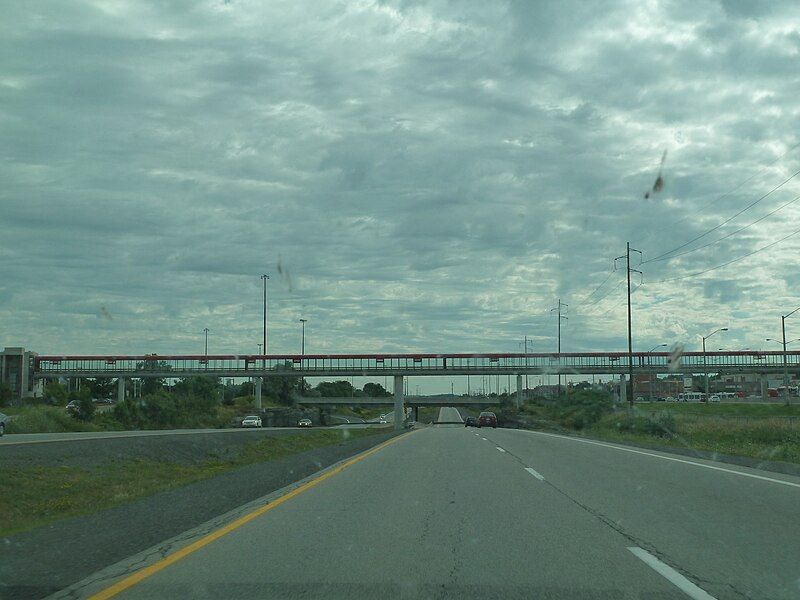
[600,411,676,438]
[6,406,99,434]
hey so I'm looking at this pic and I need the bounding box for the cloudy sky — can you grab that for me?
[2,0,800,368]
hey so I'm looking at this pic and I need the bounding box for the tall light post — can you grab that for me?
[702,328,728,400]
[260,274,269,357]
[299,318,307,394]
[647,344,667,401]
[299,318,307,355]
[781,307,800,402]
[203,327,209,356]
[257,343,262,354]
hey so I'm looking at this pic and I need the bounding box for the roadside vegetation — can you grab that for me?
[5,376,395,434]
[1,427,388,537]
[501,390,800,465]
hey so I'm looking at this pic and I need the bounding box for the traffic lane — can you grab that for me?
[0,426,334,446]
[111,427,682,600]
[480,427,800,599]
[437,406,464,425]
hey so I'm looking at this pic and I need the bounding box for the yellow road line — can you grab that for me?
[88,430,417,600]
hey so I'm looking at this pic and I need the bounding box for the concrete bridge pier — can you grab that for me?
[516,374,523,409]
[117,377,125,403]
[255,377,262,409]
[394,375,404,430]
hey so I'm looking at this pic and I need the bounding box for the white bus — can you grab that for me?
[677,392,706,402]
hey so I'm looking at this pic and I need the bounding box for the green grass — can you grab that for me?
[633,402,800,418]
[0,427,389,537]
[512,395,800,465]
[590,413,800,464]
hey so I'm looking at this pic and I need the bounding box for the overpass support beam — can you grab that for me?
[117,377,125,403]
[394,375,404,430]
[516,374,523,409]
[255,377,262,409]
[760,374,768,402]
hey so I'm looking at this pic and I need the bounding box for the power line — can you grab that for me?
[644,193,800,263]
[643,167,800,264]
[579,269,615,304]
[651,226,800,283]
[580,277,626,314]
[639,139,800,248]
[596,283,641,318]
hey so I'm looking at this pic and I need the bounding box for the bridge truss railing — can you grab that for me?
[32,351,800,378]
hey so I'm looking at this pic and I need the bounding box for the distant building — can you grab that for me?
[1,347,40,402]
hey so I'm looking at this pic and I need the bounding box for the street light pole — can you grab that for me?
[780,308,800,399]
[203,327,209,356]
[299,318,307,394]
[260,274,269,354]
[702,328,728,400]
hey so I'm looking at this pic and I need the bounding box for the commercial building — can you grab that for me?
[0,347,40,402]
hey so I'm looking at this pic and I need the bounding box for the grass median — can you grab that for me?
[1,427,389,537]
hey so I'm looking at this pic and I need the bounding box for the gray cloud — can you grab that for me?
[2,0,800,393]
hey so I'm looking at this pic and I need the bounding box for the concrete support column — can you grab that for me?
[394,375,404,430]
[414,406,419,422]
[516,374,523,409]
[255,377,262,409]
[117,377,125,403]
[760,374,768,402]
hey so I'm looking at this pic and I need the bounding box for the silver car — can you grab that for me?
[241,415,262,428]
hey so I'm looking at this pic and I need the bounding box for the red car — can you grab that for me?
[477,411,497,428]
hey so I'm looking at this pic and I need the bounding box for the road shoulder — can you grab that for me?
[0,430,403,600]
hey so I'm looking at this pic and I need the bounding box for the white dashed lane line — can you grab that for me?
[496,447,506,453]
[525,467,545,481]
[628,547,717,600]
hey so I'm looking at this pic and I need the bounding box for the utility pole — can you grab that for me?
[550,299,568,398]
[615,243,642,408]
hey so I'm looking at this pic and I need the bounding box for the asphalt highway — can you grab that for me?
[66,408,799,599]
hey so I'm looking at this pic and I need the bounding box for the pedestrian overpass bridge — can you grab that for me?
[32,351,799,429]
[32,350,799,378]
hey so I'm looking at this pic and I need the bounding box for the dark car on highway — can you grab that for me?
[477,411,497,428]
[0,412,8,436]
[464,416,477,427]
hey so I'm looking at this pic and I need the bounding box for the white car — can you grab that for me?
[241,415,262,428]
[379,418,387,424]
[709,395,721,402]
[297,418,312,427]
